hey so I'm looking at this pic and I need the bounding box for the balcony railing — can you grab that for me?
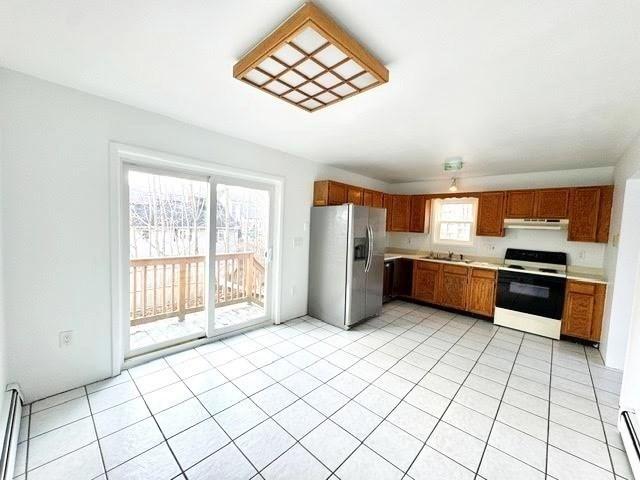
[129,252,265,326]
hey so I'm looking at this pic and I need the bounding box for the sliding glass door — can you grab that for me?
[125,167,273,357]
[127,168,211,354]
[212,179,272,331]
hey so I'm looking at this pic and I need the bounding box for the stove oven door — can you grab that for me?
[496,270,566,320]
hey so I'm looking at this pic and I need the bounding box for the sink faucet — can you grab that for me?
[448,251,454,260]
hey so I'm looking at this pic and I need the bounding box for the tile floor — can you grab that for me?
[15,301,633,480]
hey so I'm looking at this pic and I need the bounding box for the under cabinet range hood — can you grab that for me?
[504,218,569,230]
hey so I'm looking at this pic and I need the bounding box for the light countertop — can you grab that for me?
[383,253,499,270]
[565,272,608,284]
[384,252,608,284]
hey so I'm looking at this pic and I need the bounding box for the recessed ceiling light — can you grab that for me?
[233,2,389,112]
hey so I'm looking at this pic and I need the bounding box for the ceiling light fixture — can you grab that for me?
[444,157,464,171]
[449,178,458,192]
[233,2,389,112]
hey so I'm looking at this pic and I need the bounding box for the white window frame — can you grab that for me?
[431,197,478,246]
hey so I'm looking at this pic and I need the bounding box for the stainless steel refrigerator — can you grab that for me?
[308,204,386,329]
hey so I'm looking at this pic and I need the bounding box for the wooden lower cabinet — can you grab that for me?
[393,259,414,297]
[467,268,497,316]
[412,261,440,303]
[384,258,414,302]
[438,265,469,310]
[383,260,394,302]
[561,280,606,342]
[411,261,496,317]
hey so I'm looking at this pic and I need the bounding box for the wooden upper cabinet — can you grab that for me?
[390,195,411,232]
[372,191,384,208]
[409,195,430,233]
[315,181,613,244]
[477,192,506,237]
[363,189,373,206]
[506,188,570,219]
[313,181,330,206]
[596,186,613,243]
[506,190,536,218]
[383,194,393,231]
[315,181,385,208]
[467,268,496,317]
[568,187,601,242]
[328,182,347,205]
[562,280,606,342]
[313,180,347,206]
[422,198,431,233]
[412,261,440,303]
[364,189,384,208]
[438,265,469,310]
[534,188,570,218]
[347,185,363,205]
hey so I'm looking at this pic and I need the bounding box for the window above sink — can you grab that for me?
[431,197,478,246]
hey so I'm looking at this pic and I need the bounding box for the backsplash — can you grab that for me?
[387,229,606,268]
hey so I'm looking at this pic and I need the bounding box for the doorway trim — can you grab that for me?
[109,142,284,376]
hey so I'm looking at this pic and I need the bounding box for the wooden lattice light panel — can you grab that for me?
[233,2,389,112]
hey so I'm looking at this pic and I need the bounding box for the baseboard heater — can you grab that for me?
[619,409,640,479]
[0,385,23,480]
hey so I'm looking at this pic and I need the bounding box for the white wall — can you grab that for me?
[619,251,640,408]
[601,134,640,369]
[387,167,614,269]
[388,230,606,269]
[0,127,7,413]
[387,167,614,195]
[0,68,384,402]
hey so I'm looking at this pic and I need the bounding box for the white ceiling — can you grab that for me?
[2,0,640,183]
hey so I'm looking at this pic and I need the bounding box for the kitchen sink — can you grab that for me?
[420,256,472,264]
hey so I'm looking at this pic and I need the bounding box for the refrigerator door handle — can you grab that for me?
[365,225,373,273]
[369,225,374,272]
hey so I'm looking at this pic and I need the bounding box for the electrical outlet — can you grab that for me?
[59,330,73,348]
[578,250,587,261]
[293,237,303,248]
